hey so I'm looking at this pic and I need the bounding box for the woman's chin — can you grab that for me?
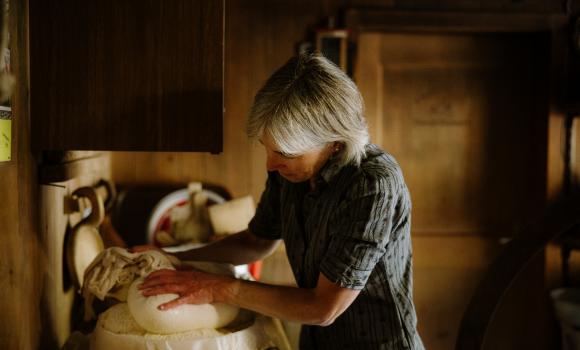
[279,172,302,183]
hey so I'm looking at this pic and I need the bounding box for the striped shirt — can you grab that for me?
[249,144,424,350]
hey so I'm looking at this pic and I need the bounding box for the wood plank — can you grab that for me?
[347,0,562,12]
[347,9,568,35]
[29,0,224,152]
[39,152,111,183]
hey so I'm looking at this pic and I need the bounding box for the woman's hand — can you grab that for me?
[137,268,235,310]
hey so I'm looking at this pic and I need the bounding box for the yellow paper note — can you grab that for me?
[0,119,11,161]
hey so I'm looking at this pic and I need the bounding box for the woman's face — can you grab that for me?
[260,133,335,184]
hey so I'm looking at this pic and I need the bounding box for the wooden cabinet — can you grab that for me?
[29,0,224,152]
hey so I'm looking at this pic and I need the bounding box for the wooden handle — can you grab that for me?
[72,186,105,227]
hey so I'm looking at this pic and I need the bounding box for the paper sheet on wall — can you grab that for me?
[0,118,10,162]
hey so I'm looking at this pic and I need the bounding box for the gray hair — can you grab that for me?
[246,53,369,167]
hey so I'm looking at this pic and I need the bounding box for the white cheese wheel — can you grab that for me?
[127,277,239,334]
[208,195,255,235]
[126,261,240,335]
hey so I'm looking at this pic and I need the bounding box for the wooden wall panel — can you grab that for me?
[350,0,562,12]
[29,0,224,152]
[111,0,343,201]
[357,32,549,237]
[571,118,580,189]
[0,1,43,348]
[415,238,550,350]
[413,236,503,350]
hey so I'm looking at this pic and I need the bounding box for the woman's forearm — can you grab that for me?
[172,230,280,265]
[214,274,359,327]
[140,269,360,327]
[218,279,334,325]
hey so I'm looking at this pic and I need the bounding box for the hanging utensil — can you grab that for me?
[66,186,105,290]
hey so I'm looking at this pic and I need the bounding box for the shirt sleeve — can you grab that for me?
[248,171,283,240]
[320,172,401,289]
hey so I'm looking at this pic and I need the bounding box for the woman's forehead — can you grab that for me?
[258,132,280,150]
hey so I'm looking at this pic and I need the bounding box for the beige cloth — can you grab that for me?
[82,247,180,321]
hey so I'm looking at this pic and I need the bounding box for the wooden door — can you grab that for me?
[356,31,551,350]
[357,32,549,238]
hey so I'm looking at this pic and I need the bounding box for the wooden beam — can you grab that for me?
[347,10,569,36]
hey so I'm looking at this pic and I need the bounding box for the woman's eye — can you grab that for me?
[278,152,298,159]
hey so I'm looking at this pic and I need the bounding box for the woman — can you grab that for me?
[138,53,424,349]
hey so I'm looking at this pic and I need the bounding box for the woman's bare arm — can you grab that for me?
[170,230,280,265]
[139,270,359,326]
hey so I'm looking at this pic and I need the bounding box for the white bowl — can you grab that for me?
[146,188,225,244]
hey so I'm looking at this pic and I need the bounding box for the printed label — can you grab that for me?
[0,119,11,161]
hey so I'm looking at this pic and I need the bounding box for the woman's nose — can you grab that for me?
[266,154,283,171]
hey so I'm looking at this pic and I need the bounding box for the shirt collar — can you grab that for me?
[315,143,376,186]
[316,154,344,185]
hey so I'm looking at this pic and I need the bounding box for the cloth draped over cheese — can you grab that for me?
[82,247,180,321]
[82,247,240,335]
